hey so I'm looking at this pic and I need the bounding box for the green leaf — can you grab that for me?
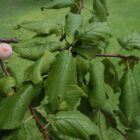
[14,35,65,60]
[25,51,56,84]
[104,85,120,113]
[102,59,120,93]
[0,83,41,129]
[75,44,101,60]
[16,20,62,35]
[75,55,89,86]
[7,54,33,84]
[58,85,86,111]
[119,68,140,122]
[77,22,111,46]
[127,130,140,140]
[49,111,99,140]
[130,116,140,130]
[93,0,109,22]
[14,27,36,40]
[107,128,125,140]
[115,116,129,134]
[92,111,126,140]
[118,32,140,51]
[92,111,109,140]
[43,51,77,112]
[88,59,106,109]
[2,112,43,140]
[0,76,16,96]
[37,86,84,116]
[65,12,83,43]
[41,0,74,9]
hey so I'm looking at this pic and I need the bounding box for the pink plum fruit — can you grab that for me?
[0,43,13,60]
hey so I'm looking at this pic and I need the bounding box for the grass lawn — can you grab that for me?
[0,0,140,37]
[0,0,140,83]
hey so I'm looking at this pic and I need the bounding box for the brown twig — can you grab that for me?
[0,60,9,76]
[29,106,50,140]
[0,38,18,43]
[96,53,140,60]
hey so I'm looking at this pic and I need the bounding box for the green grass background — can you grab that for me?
[0,0,140,83]
[0,0,140,37]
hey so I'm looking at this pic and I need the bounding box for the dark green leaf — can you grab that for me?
[88,59,106,109]
[102,59,120,93]
[49,111,99,140]
[104,85,120,113]
[127,130,140,140]
[119,68,140,122]
[0,83,41,129]
[75,55,89,86]
[130,116,140,130]
[75,44,101,60]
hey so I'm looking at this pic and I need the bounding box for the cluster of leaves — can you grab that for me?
[0,0,140,140]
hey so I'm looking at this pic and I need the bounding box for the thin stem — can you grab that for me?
[96,53,140,60]
[0,38,18,43]
[77,0,84,14]
[29,106,50,140]
[0,60,9,76]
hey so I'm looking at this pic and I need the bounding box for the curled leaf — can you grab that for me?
[41,0,74,10]
[0,76,16,97]
[25,51,56,84]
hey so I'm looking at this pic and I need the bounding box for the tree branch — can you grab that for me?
[29,106,50,140]
[0,60,10,76]
[0,38,18,43]
[96,53,140,60]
